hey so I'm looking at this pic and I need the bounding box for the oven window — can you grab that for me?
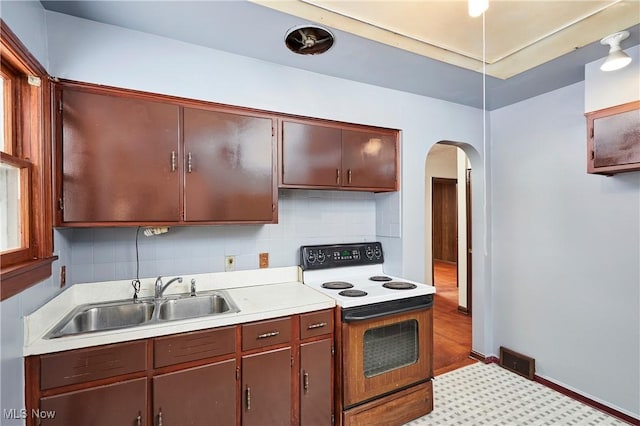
[363,320,418,377]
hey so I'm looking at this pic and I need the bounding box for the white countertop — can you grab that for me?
[24,266,335,356]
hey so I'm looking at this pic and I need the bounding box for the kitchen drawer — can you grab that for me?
[342,380,433,426]
[300,309,333,340]
[154,326,235,368]
[40,340,147,390]
[242,317,292,351]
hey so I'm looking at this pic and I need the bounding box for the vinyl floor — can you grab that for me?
[405,362,627,426]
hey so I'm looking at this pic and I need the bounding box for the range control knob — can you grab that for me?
[317,251,326,263]
[365,246,374,260]
[373,246,382,259]
[307,250,316,263]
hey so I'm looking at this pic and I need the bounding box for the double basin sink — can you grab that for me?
[46,291,239,339]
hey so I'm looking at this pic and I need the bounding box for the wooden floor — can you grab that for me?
[432,260,476,376]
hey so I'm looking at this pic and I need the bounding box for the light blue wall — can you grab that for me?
[490,81,640,417]
[66,190,377,284]
[0,2,65,425]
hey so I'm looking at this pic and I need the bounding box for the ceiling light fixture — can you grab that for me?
[468,0,489,17]
[600,31,632,72]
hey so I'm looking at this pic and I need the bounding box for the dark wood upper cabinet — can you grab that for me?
[281,120,342,187]
[586,101,640,175]
[281,119,399,192]
[54,82,277,226]
[59,88,181,223]
[342,128,397,190]
[183,107,276,222]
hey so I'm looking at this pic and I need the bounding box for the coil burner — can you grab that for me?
[382,282,418,290]
[369,275,392,282]
[322,281,354,290]
[339,289,368,297]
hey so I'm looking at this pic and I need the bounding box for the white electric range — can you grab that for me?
[299,242,435,309]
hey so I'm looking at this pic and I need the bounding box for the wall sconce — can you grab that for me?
[468,0,489,17]
[600,31,632,72]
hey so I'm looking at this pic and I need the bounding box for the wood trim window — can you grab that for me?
[0,20,56,300]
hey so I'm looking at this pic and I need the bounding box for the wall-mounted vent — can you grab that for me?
[500,346,535,380]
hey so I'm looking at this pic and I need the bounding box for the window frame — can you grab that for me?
[0,20,56,301]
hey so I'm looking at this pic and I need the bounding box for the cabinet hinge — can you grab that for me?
[236,366,240,381]
[331,413,335,424]
[590,127,594,139]
[591,150,595,160]
[272,203,276,212]
[58,198,64,211]
[291,356,294,367]
[331,346,335,356]
[58,99,63,112]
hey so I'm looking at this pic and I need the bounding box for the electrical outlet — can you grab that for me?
[59,265,66,288]
[259,253,269,269]
[225,255,235,272]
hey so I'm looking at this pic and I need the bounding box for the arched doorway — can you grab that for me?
[426,141,476,374]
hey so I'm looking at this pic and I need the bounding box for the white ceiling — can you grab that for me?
[40,0,640,110]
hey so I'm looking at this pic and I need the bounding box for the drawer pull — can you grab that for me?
[303,371,309,392]
[257,331,280,339]
[336,169,340,184]
[158,409,163,426]
[307,322,327,330]
[246,386,251,410]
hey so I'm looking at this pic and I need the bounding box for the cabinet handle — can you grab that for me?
[307,322,327,330]
[348,169,352,183]
[336,169,340,184]
[187,152,193,173]
[157,409,163,426]
[257,331,280,339]
[246,386,251,410]
[136,414,141,426]
[170,151,177,172]
[303,371,309,392]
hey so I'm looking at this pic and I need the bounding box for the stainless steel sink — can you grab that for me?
[158,292,239,321]
[46,291,239,338]
[47,300,155,338]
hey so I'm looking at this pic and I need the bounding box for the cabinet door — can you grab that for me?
[39,377,147,425]
[341,129,397,190]
[183,107,275,222]
[242,347,291,426]
[61,89,180,223]
[153,360,236,426]
[281,121,342,187]
[587,102,640,174]
[301,339,333,426]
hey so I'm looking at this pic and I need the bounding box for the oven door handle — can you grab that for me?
[342,294,433,323]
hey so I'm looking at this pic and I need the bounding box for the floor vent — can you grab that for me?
[499,346,535,380]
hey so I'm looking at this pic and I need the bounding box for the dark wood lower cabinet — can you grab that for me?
[300,339,333,426]
[27,310,334,426]
[153,360,236,426]
[39,377,147,426]
[241,347,292,426]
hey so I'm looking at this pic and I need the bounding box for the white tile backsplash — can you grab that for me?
[63,190,380,284]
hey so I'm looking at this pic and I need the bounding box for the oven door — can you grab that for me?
[341,306,433,408]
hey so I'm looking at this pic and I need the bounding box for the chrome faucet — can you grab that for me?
[190,279,197,297]
[155,276,183,299]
